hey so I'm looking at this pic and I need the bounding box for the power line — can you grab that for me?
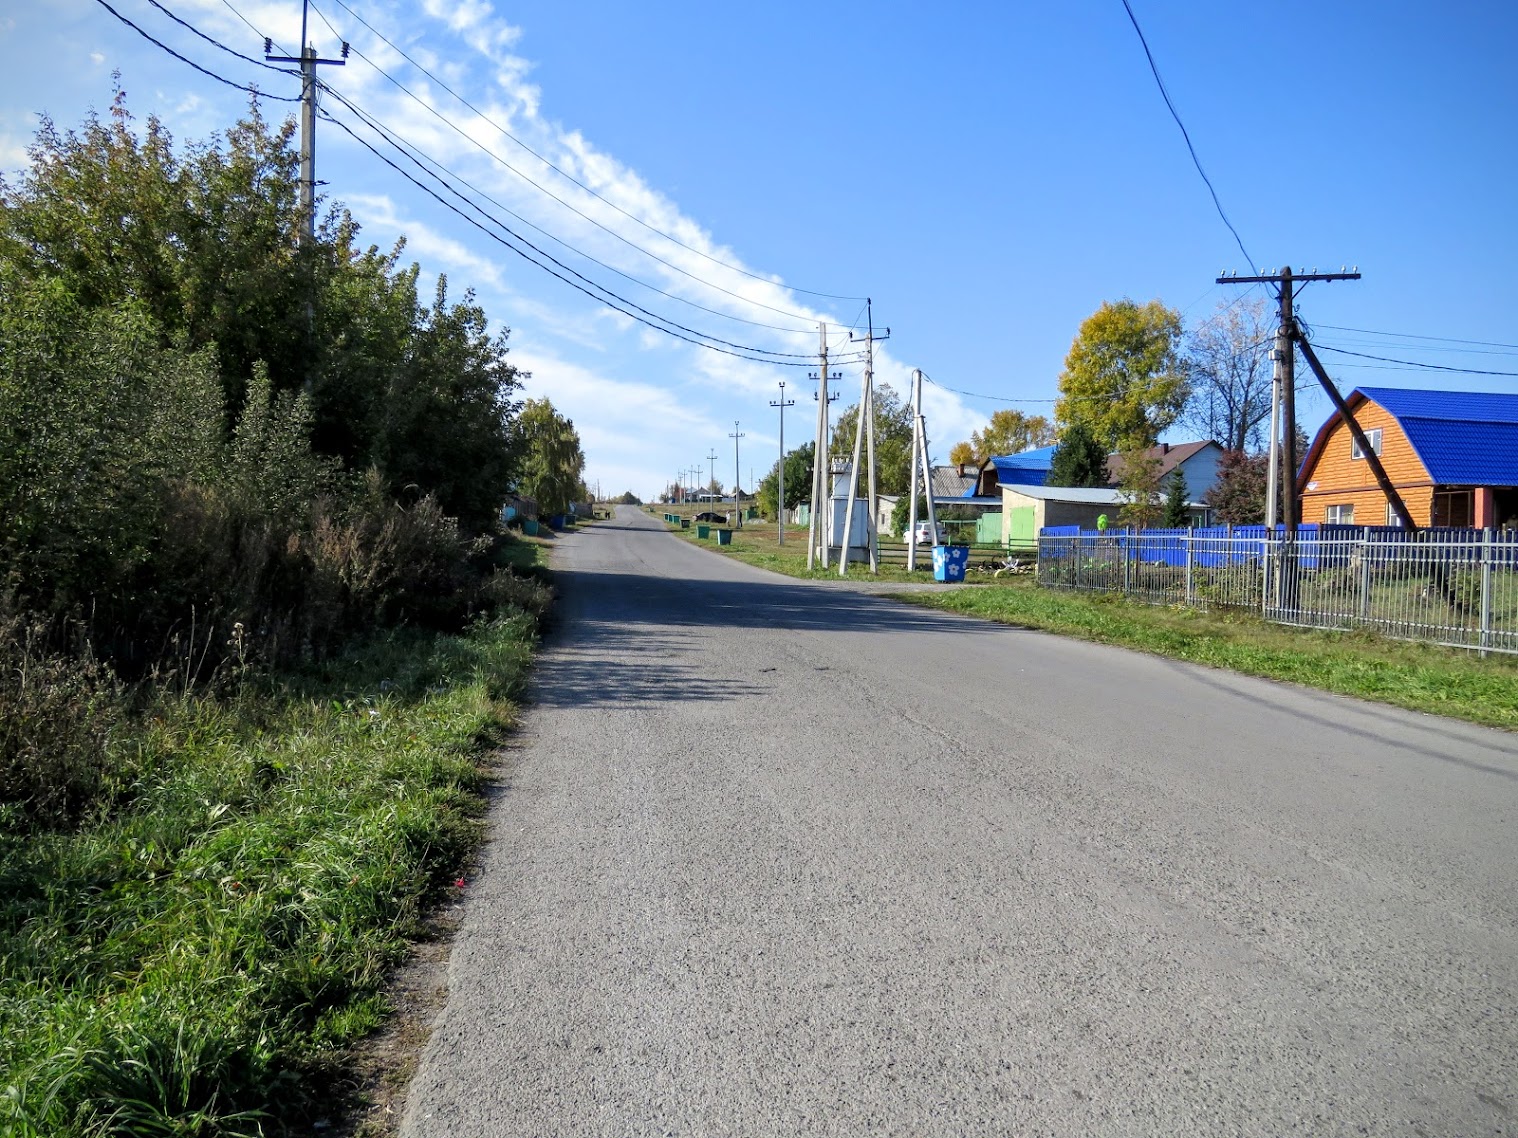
[1117,0,1253,268]
[218,0,284,55]
[142,0,293,73]
[311,0,866,303]
[90,0,299,102]
[1310,343,1518,378]
[319,106,866,367]
[1309,323,1518,352]
[921,374,1059,404]
[321,83,819,336]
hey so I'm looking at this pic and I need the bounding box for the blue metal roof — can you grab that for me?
[1358,387,1518,485]
[991,445,1056,488]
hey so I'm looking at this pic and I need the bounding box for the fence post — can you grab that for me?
[1123,528,1132,596]
[1185,531,1194,605]
[1481,528,1493,655]
[1359,528,1372,622]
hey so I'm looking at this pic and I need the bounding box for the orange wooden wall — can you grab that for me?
[1298,398,1434,526]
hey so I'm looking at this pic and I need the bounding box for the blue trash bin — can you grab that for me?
[932,544,969,582]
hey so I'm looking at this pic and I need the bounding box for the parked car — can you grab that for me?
[694,511,728,523]
[908,520,948,545]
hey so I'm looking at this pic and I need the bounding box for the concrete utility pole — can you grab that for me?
[904,368,940,573]
[706,449,719,501]
[264,0,346,244]
[842,300,889,575]
[729,423,745,527]
[808,325,830,569]
[770,381,795,545]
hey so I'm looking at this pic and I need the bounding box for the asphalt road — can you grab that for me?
[402,505,1518,1137]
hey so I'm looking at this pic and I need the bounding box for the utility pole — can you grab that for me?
[843,300,889,575]
[904,368,940,573]
[729,422,745,527]
[770,381,795,545]
[265,0,347,244]
[807,324,840,570]
[1219,265,1362,612]
[705,448,719,502]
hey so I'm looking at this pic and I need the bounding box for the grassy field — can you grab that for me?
[0,548,551,1137]
[651,509,1518,730]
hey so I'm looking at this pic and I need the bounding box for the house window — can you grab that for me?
[1432,489,1473,529]
[1385,503,1405,526]
[1350,428,1382,460]
[1325,503,1355,525]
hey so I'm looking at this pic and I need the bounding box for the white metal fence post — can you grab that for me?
[1185,531,1194,605]
[1359,528,1372,622]
[1481,528,1493,655]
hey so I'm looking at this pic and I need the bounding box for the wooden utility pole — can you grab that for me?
[770,381,795,545]
[1218,265,1361,538]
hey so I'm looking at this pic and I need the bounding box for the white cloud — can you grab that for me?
[89,51,105,66]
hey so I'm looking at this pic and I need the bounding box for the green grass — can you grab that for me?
[893,578,1518,730]
[0,571,547,1135]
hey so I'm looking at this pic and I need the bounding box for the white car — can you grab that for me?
[908,520,948,546]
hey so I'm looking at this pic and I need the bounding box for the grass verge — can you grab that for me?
[0,577,548,1135]
[893,578,1518,730]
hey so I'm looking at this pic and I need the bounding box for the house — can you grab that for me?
[875,465,1001,540]
[990,445,1057,488]
[1297,387,1518,528]
[1001,483,1211,547]
[1105,440,1226,502]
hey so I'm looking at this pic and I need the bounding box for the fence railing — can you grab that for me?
[1037,526,1518,654]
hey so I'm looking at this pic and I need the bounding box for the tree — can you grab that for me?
[890,494,929,540]
[616,490,641,505]
[829,383,915,495]
[1115,445,1164,530]
[1055,299,1188,450]
[1205,450,1268,525]
[1046,421,1109,488]
[756,441,814,520]
[512,398,586,516]
[1182,298,1274,451]
[948,440,976,465]
[1162,469,1190,528]
[965,409,1055,461]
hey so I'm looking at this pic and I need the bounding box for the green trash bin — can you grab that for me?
[696,524,710,539]
[680,518,690,529]
[715,528,733,546]
[523,518,539,536]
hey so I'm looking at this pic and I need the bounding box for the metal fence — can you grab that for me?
[1037,527,1518,654]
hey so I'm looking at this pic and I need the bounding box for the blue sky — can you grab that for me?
[2,0,1515,499]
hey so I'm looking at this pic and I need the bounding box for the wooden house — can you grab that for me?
[1297,387,1518,528]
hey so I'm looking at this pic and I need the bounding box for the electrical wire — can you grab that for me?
[321,83,821,336]
[921,374,1059,404]
[310,0,866,303]
[1309,323,1518,352]
[1117,0,1253,269]
[309,11,834,326]
[142,0,294,73]
[320,106,866,367]
[91,0,299,101]
[218,0,284,55]
[1309,344,1518,378]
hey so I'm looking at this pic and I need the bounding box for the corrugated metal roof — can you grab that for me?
[1357,388,1518,485]
[929,466,977,498]
[1002,485,1125,504]
[991,446,1055,487]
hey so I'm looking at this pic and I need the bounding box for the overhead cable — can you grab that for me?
[1310,343,1518,378]
[320,107,865,367]
[91,0,298,101]
[1117,0,1253,268]
[142,0,294,72]
[311,0,866,302]
[322,84,819,336]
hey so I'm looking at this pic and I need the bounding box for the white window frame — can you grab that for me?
[1385,503,1404,526]
[1325,503,1355,525]
[1350,428,1382,460]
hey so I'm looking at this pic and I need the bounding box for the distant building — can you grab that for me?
[1106,441,1226,503]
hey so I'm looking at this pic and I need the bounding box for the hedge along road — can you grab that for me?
[401,505,1518,1137]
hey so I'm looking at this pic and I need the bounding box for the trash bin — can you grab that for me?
[523,518,539,536]
[549,514,566,529]
[680,518,690,529]
[932,544,969,582]
[716,528,733,546]
[696,524,710,539]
